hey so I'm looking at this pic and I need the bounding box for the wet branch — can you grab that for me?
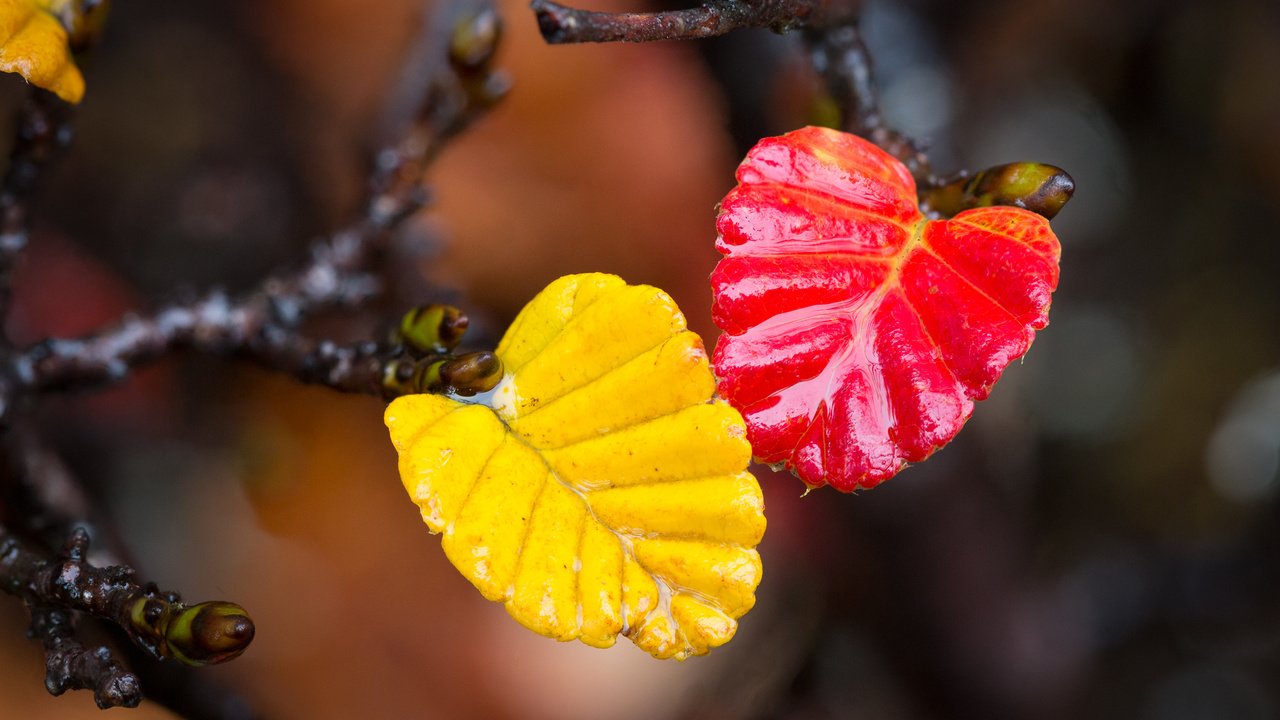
[2,528,253,708]
[1,431,141,710]
[1,431,261,717]
[29,604,142,709]
[530,0,849,43]
[0,4,508,415]
[5,258,389,401]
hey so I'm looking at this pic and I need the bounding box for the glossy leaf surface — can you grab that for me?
[0,0,84,103]
[712,126,1061,491]
[386,273,764,659]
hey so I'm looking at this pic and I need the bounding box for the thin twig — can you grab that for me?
[1,528,255,665]
[29,604,143,709]
[0,430,111,560]
[2,430,260,718]
[0,91,76,339]
[527,1,930,182]
[371,1,509,225]
[530,0,843,43]
[0,2,508,416]
[5,271,385,398]
[803,22,933,183]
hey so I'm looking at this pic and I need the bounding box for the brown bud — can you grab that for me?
[127,598,254,666]
[164,601,255,666]
[438,351,503,396]
[415,359,447,394]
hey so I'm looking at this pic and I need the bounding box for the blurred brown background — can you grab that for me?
[2,0,1279,717]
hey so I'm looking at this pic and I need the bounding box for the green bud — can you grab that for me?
[450,8,502,70]
[382,357,450,397]
[127,598,254,666]
[382,358,416,397]
[165,602,255,666]
[416,359,447,394]
[382,352,502,398]
[922,163,1074,220]
[395,304,469,357]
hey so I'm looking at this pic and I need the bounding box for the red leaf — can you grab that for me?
[711,126,1061,491]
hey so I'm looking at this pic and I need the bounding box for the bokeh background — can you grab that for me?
[2,0,1279,717]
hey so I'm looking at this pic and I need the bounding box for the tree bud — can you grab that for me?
[439,351,503,396]
[922,163,1074,220]
[128,598,254,666]
[395,304,469,357]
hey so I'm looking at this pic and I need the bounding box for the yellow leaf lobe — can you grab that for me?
[385,273,766,659]
[0,0,85,103]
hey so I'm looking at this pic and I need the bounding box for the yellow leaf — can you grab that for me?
[386,273,766,659]
[0,0,85,103]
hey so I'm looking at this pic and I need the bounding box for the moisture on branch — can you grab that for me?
[530,0,849,44]
[0,4,509,417]
[1,528,253,708]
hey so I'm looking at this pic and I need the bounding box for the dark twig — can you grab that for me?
[0,429,116,566]
[530,0,846,44]
[1,528,255,667]
[371,1,509,227]
[0,2,508,417]
[29,604,142,709]
[0,2,105,335]
[3,527,253,709]
[2,432,260,718]
[803,22,933,183]
[527,1,930,182]
[0,91,76,338]
[5,290,500,403]
[5,276,387,401]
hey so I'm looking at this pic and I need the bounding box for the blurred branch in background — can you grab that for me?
[0,91,76,332]
[801,21,933,181]
[1,3,509,413]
